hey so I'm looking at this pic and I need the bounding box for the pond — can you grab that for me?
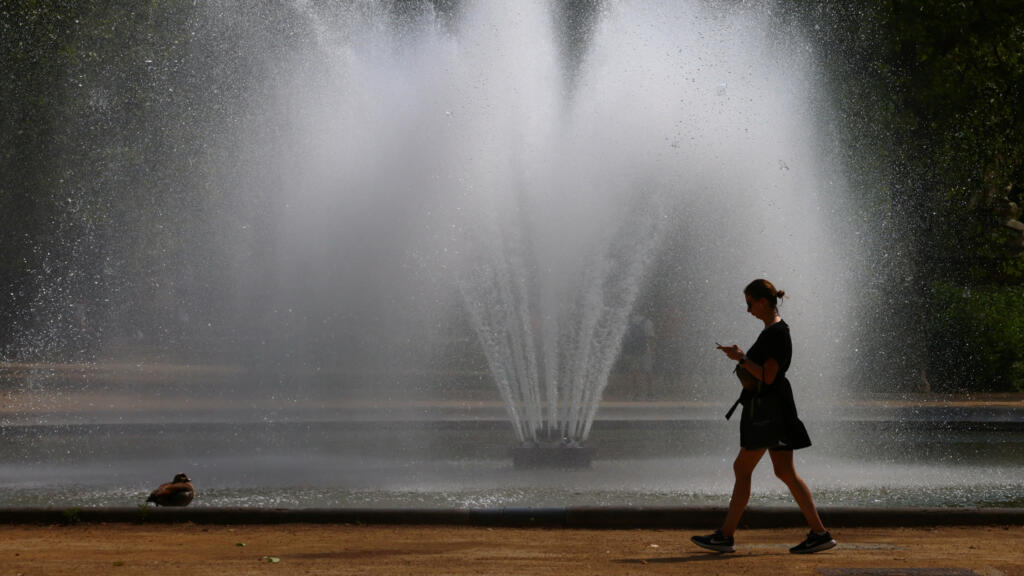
[2,407,1020,509]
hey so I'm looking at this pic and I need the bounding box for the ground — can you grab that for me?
[0,524,1020,576]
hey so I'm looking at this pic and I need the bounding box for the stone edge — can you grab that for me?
[1,506,1021,527]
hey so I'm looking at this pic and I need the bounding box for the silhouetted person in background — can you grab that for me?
[623,313,656,399]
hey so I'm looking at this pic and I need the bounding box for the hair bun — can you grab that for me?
[776,290,786,299]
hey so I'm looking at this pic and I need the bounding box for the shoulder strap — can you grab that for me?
[725,396,742,420]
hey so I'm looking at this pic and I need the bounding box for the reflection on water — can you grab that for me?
[1,420,1021,509]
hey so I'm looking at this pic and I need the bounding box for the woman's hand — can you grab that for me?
[716,344,744,362]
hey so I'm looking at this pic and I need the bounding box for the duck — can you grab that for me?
[146,473,194,507]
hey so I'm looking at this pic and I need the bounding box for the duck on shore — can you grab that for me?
[146,473,194,507]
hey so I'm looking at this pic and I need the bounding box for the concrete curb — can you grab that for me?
[2,506,1022,528]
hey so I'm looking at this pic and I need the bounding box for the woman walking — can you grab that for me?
[691,279,835,554]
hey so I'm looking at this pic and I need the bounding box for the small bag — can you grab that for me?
[725,365,785,438]
[725,356,793,448]
[725,363,758,420]
[734,362,759,391]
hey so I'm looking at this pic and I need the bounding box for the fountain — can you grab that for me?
[383,0,849,463]
[8,0,849,469]
[5,1,1020,509]
[240,0,852,466]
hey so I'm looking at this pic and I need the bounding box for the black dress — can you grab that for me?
[738,320,812,451]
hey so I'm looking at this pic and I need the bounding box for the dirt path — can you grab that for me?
[1,524,1020,575]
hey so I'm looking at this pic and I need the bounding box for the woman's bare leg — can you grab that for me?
[769,449,826,533]
[720,448,766,537]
